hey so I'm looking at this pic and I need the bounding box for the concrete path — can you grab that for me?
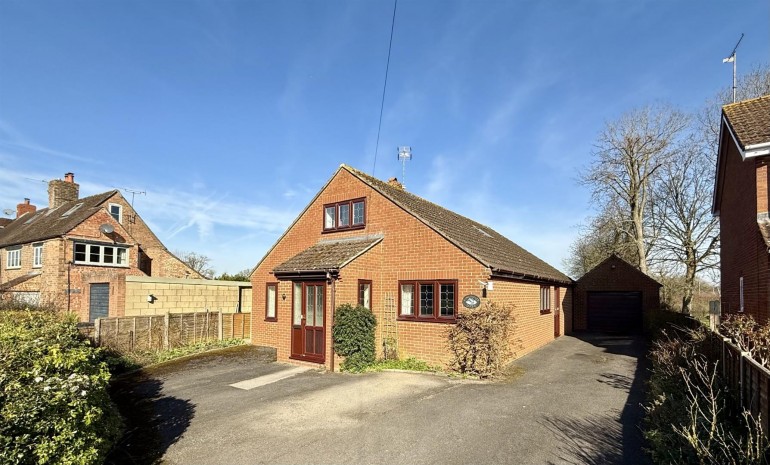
[106,335,650,465]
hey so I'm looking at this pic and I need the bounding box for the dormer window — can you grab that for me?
[108,203,122,223]
[323,198,366,232]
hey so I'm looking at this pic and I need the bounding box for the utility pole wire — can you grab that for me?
[372,0,398,177]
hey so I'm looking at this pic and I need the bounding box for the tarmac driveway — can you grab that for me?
[107,334,650,465]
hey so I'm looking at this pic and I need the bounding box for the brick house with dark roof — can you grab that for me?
[713,95,770,322]
[251,164,573,370]
[0,173,201,321]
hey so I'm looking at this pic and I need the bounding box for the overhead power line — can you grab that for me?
[372,0,398,177]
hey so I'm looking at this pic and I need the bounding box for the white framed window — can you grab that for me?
[73,242,128,267]
[32,243,43,268]
[6,247,21,269]
[739,276,744,313]
[108,203,122,223]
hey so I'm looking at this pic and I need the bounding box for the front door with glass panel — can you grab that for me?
[291,282,325,363]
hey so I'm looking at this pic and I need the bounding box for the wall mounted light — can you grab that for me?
[147,294,156,303]
[282,293,286,301]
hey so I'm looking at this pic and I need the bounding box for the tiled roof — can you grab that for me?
[0,191,117,248]
[723,95,770,149]
[274,236,382,275]
[343,166,571,284]
[0,218,11,228]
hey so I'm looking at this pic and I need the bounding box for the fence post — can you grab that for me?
[740,351,748,409]
[132,317,137,351]
[94,318,101,345]
[163,313,170,350]
[205,310,210,341]
[241,310,245,339]
[149,316,153,350]
[218,311,223,341]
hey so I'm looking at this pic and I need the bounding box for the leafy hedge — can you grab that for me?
[332,304,377,372]
[0,310,122,465]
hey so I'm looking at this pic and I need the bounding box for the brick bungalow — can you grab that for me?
[0,173,201,321]
[251,164,572,370]
[713,95,770,322]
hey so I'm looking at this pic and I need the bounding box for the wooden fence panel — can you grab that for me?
[91,311,250,353]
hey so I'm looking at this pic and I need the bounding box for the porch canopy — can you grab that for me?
[273,236,382,280]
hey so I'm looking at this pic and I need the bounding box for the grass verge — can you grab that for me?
[364,357,439,372]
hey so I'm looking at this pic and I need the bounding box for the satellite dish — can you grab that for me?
[99,224,114,235]
[2,209,13,216]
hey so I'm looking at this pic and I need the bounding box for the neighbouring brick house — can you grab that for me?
[0,173,201,321]
[713,95,770,323]
[251,164,572,370]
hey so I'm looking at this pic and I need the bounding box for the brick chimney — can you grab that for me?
[387,177,404,190]
[48,172,80,210]
[16,198,36,218]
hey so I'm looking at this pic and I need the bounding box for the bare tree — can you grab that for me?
[581,105,690,274]
[175,251,215,279]
[652,142,720,313]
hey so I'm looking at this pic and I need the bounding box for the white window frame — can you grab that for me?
[6,246,21,269]
[266,283,277,321]
[32,243,43,268]
[73,242,129,267]
[739,276,744,313]
[108,203,123,223]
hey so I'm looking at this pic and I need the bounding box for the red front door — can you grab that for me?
[554,287,561,338]
[291,282,325,363]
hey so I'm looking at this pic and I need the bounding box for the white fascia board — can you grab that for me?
[723,114,770,159]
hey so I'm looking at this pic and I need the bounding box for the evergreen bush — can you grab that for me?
[332,304,376,372]
[0,310,122,465]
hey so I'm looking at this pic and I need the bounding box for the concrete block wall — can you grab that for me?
[124,276,252,316]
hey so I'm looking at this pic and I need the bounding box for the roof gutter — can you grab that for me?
[272,269,339,281]
[490,267,573,286]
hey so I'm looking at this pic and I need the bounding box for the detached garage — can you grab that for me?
[573,255,661,334]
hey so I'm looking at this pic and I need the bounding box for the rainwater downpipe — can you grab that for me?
[327,271,337,373]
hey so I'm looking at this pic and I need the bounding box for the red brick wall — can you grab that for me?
[251,168,570,369]
[573,256,661,331]
[719,135,770,323]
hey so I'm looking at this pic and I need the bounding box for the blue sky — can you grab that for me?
[0,1,768,276]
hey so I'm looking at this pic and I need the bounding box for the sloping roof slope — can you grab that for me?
[0,271,42,291]
[0,191,117,248]
[274,236,382,275]
[723,95,770,149]
[343,165,571,284]
[576,254,661,287]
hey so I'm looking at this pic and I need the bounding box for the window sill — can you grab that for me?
[540,310,552,315]
[73,262,129,268]
[5,267,21,270]
[398,317,456,324]
[265,317,277,322]
[321,224,366,234]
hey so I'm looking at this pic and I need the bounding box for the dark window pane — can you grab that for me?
[74,243,86,262]
[419,284,434,316]
[89,245,100,263]
[103,247,114,264]
[353,201,365,225]
[440,284,455,317]
[338,204,350,227]
[324,206,336,229]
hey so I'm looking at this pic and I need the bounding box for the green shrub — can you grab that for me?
[365,357,437,372]
[0,311,122,465]
[332,304,376,372]
[447,301,515,378]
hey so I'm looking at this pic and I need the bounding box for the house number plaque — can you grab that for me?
[462,294,481,309]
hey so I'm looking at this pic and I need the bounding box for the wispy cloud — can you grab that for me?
[0,119,97,164]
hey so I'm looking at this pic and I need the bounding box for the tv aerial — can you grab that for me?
[397,146,412,186]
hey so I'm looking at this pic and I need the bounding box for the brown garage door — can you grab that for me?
[587,291,642,333]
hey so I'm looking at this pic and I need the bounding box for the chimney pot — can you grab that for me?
[16,198,36,218]
[387,177,404,190]
[64,172,75,183]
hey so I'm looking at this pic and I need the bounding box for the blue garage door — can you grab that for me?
[89,283,110,322]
